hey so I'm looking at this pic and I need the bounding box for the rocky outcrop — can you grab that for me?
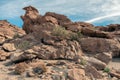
[0,20,25,44]
[44,12,71,25]
[21,6,41,34]
[11,40,83,63]
[79,38,120,56]
[81,27,112,38]
[0,6,120,80]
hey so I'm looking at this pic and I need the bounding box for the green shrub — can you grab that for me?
[70,31,83,41]
[15,41,30,49]
[104,67,110,73]
[52,26,83,41]
[52,26,69,39]
[13,33,20,38]
[80,59,87,65]
[77,31,83,38]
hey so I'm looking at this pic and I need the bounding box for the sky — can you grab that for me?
[0,0,120,27]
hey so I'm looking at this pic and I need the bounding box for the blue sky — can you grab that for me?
[0,0,120,27]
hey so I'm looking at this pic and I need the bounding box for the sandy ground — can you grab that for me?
[0,58,119,80]
[0,60,40,80]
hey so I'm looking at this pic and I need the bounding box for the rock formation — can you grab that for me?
[0,6,120,80]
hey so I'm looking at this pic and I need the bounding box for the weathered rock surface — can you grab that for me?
[2,43,16,52]
[0,50,10,61]
[109,70,120,79]
[85,65,103,79]
[11,40,83,62]
[81,27,112,38]
[95,52,112,64]
[67,69,86,80]
[87,57,106,70]
[0,20,25,44]
[80,38,120,56]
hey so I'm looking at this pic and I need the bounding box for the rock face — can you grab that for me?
[95,52,112,64]
[11,40,83,63]
[80,38,120,56]
[21,6,41,34]
[0,20,25,44]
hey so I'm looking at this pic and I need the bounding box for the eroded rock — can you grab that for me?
[3,43,16,52]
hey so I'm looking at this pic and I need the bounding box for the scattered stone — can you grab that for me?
[67,69,85,80]
[109,70,120,79]
[3,43,16,52]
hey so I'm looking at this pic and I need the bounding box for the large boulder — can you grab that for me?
[87,57,106,70]
[95,52,112,64]
[81,27,112,38]
[11,41,83,63]
[44,12,71,25]
[79,38,120,56]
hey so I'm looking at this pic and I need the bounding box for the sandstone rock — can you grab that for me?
[109,70,120,79]
[80,38,120,56]
[85,65,103,79]
[11,52,36,63]
[0,50,10,61]
[0,20,25,40]
[77,22,94,28]
[62,22,82,32]
[45,12,71,25]
[41,16,58,25]
[67,69,85,80]
[95,52,112,64]
[31,41,83,60]
[107,24,120,32]
[88,57,106,70]
[21,6,41,34]
[81,27,112,38]
[0,37,5,44]
[3,43,16,52]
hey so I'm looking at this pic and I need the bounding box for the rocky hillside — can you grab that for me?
[0,6,120,80]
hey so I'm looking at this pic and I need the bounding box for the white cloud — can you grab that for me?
[0,0,120,25]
